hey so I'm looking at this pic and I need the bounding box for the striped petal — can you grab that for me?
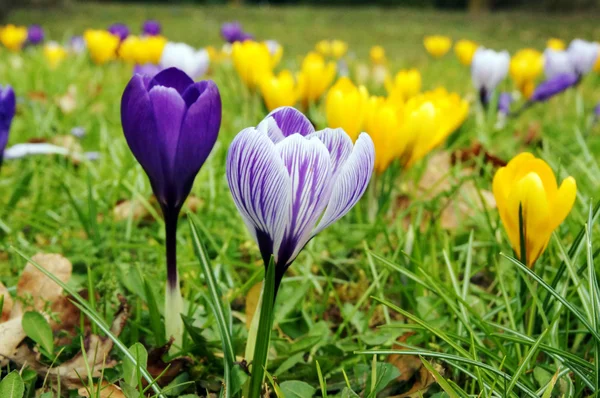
[266,106,315,143]
[315,133,375,234]
[276,134,332,267]
[226,127,291,267]
[307,128,354,177]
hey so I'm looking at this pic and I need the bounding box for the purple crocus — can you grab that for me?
[121,67,221,343]
[594,103,600,119]
[498,92,513,115]
[0,85,16,166]
[27,25,44,45]
[108,23,129,41]
[221,21,253,43]
[142,20,161,36]
[530,73,579,102]
[134,63,163,78]
[69,36,86,54]
[227,106,375,289]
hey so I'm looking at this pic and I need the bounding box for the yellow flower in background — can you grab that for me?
[547,38,566,51]
[493,153,576,267]
[298,51,336,103]
[206,45,229,63]
[325,77,369,141]
[119,35,166,64]
[315,40,331,57]
[454,39,478,66]
[232,40,279,90]
[119,35,141,63]
[385,69,421,102]
[370,45,386,65]
[0,25,28,52]
[510,48,543,99]
[84,29,120,65]
[594,47,600,73]
[331,39,348,59]
[259,70,302,111]
[423,35,452,58]
[363,96,404,174]
[43,42,68,68]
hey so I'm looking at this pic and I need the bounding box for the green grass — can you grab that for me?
[2,2,600,397]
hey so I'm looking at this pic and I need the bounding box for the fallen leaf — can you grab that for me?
[78,382,125,398]
[0,317,27,365]
[183,195,204,213]
[57,85,78,114]
[51,135,83,154]
[393,365,437,398]
[11,253,72,318]
[387,332,421,383]
[146,340,192,386]
[0,282,13,322]
[113,199,151,222]
[245,282,262,329]
[27,91,48,103]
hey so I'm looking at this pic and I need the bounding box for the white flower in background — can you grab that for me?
[471,47,510,104]
[567,39,600,76]
[264,40,281,57]
[159,42,210,79]
[543,48,575,79]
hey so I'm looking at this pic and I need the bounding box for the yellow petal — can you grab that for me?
[550,176,576,231]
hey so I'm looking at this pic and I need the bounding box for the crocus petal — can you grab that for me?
[276,134,332,267]
[551,176,577,231]
[226,127,291,266]
[173,80,222,206]
[268,106,315,139]
[314,133,374,234]
[149,67,194,96]
[306,128,353,177]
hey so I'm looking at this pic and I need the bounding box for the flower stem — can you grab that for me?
[163,205,183,348]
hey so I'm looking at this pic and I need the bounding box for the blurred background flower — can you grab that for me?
[423,35,452,58]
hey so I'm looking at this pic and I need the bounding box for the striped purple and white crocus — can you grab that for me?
[226,106,375,289]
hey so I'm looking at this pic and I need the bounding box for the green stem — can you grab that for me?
[248,258,277,398]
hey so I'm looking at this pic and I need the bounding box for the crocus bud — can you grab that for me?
[44,41,68,69]
[142,20,161,36]
[454,39,478,66]
[69,36,86,54]
[159,42,210,79]
[107,23,129,41]
[493,152,576,267]
[423,35,452,58]
[530,73,579,102]
[84,29,120,64]
[471,47,510,106]
[259,70,302,111]
[544,48,575,79]
[221,21,252,43]
[546,38,565,51]
[498,92,513,115]
[326,77,368,141]
[567,39,600,76]
[27,24,44,45]
[232,40,279,90]
[386,68,421,102]
[370,45,386,65]
[0,25,28,52]
[298,52,336,103]
[0,85,16,165]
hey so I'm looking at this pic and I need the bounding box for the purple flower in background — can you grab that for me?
[69,36,86,53]
[0,85,16,166]
[498,92,513,115]
[567,39,600,76]
[27,25,44,45]
[134,63,163,78]
[226,106,375,288]
[142,20,161,36]
[594,103,600,119]
[530,73,579,102]
[108,23,129,41]
[121,67,221,343]
[544,49,574,79]
[221,21,253,43]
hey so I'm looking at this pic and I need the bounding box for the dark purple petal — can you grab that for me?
[238,32,255,42]
[267,106,315,141]
[530,73,579,102]
[498,92,513,115]
[315,133,374,234]
[121,75,168,198]
[149,67,194,96]
[107,23,129,41]
[276,134,332,267]
[172,80,222,206]
[142,20,161,36]
[226,127,291,267]
[27,25,44,45]
[306,128,353,177]
[0,85,16,161]
[134,63,163,78]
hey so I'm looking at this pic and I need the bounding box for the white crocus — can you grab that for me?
[567,39,600,76]
[471,47,510,103]
[159,42,210,79]
[543,48,575,79]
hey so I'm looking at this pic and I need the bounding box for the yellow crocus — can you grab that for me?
[510,49,543,99]
[0,25,28,52]
[385,69,422,102]
[363,96,404,174]
[493,153,576,267]
[83,29,120,65]
[423,35,452,58]
[298,51,336,103]
[370,45,386,65]
[594,47,600,73]
[315,40,331,57]
[325,77,369,141]
[118,35,141,63]
[331,40,348,59]
[547,38,566,51]
[142,35,167,64]
[454,39,478,66]
[259,70,302,111]
[232,40,278,90]
[43,42,68,68]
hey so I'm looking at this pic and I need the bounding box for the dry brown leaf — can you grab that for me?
[184,195,204,213]
[11,253,72,318]
[387,332,421,382]
[113,199,151,222]
[0,282,13,322]
[245,282,262,329]
[51,135,83,154]
[57,85,78,114]
[146,340,192,386]
[0,316,27,364]
[78,382,125,398]
[393,365,437,398]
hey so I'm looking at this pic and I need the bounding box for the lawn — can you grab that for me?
[1,2,600,397]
